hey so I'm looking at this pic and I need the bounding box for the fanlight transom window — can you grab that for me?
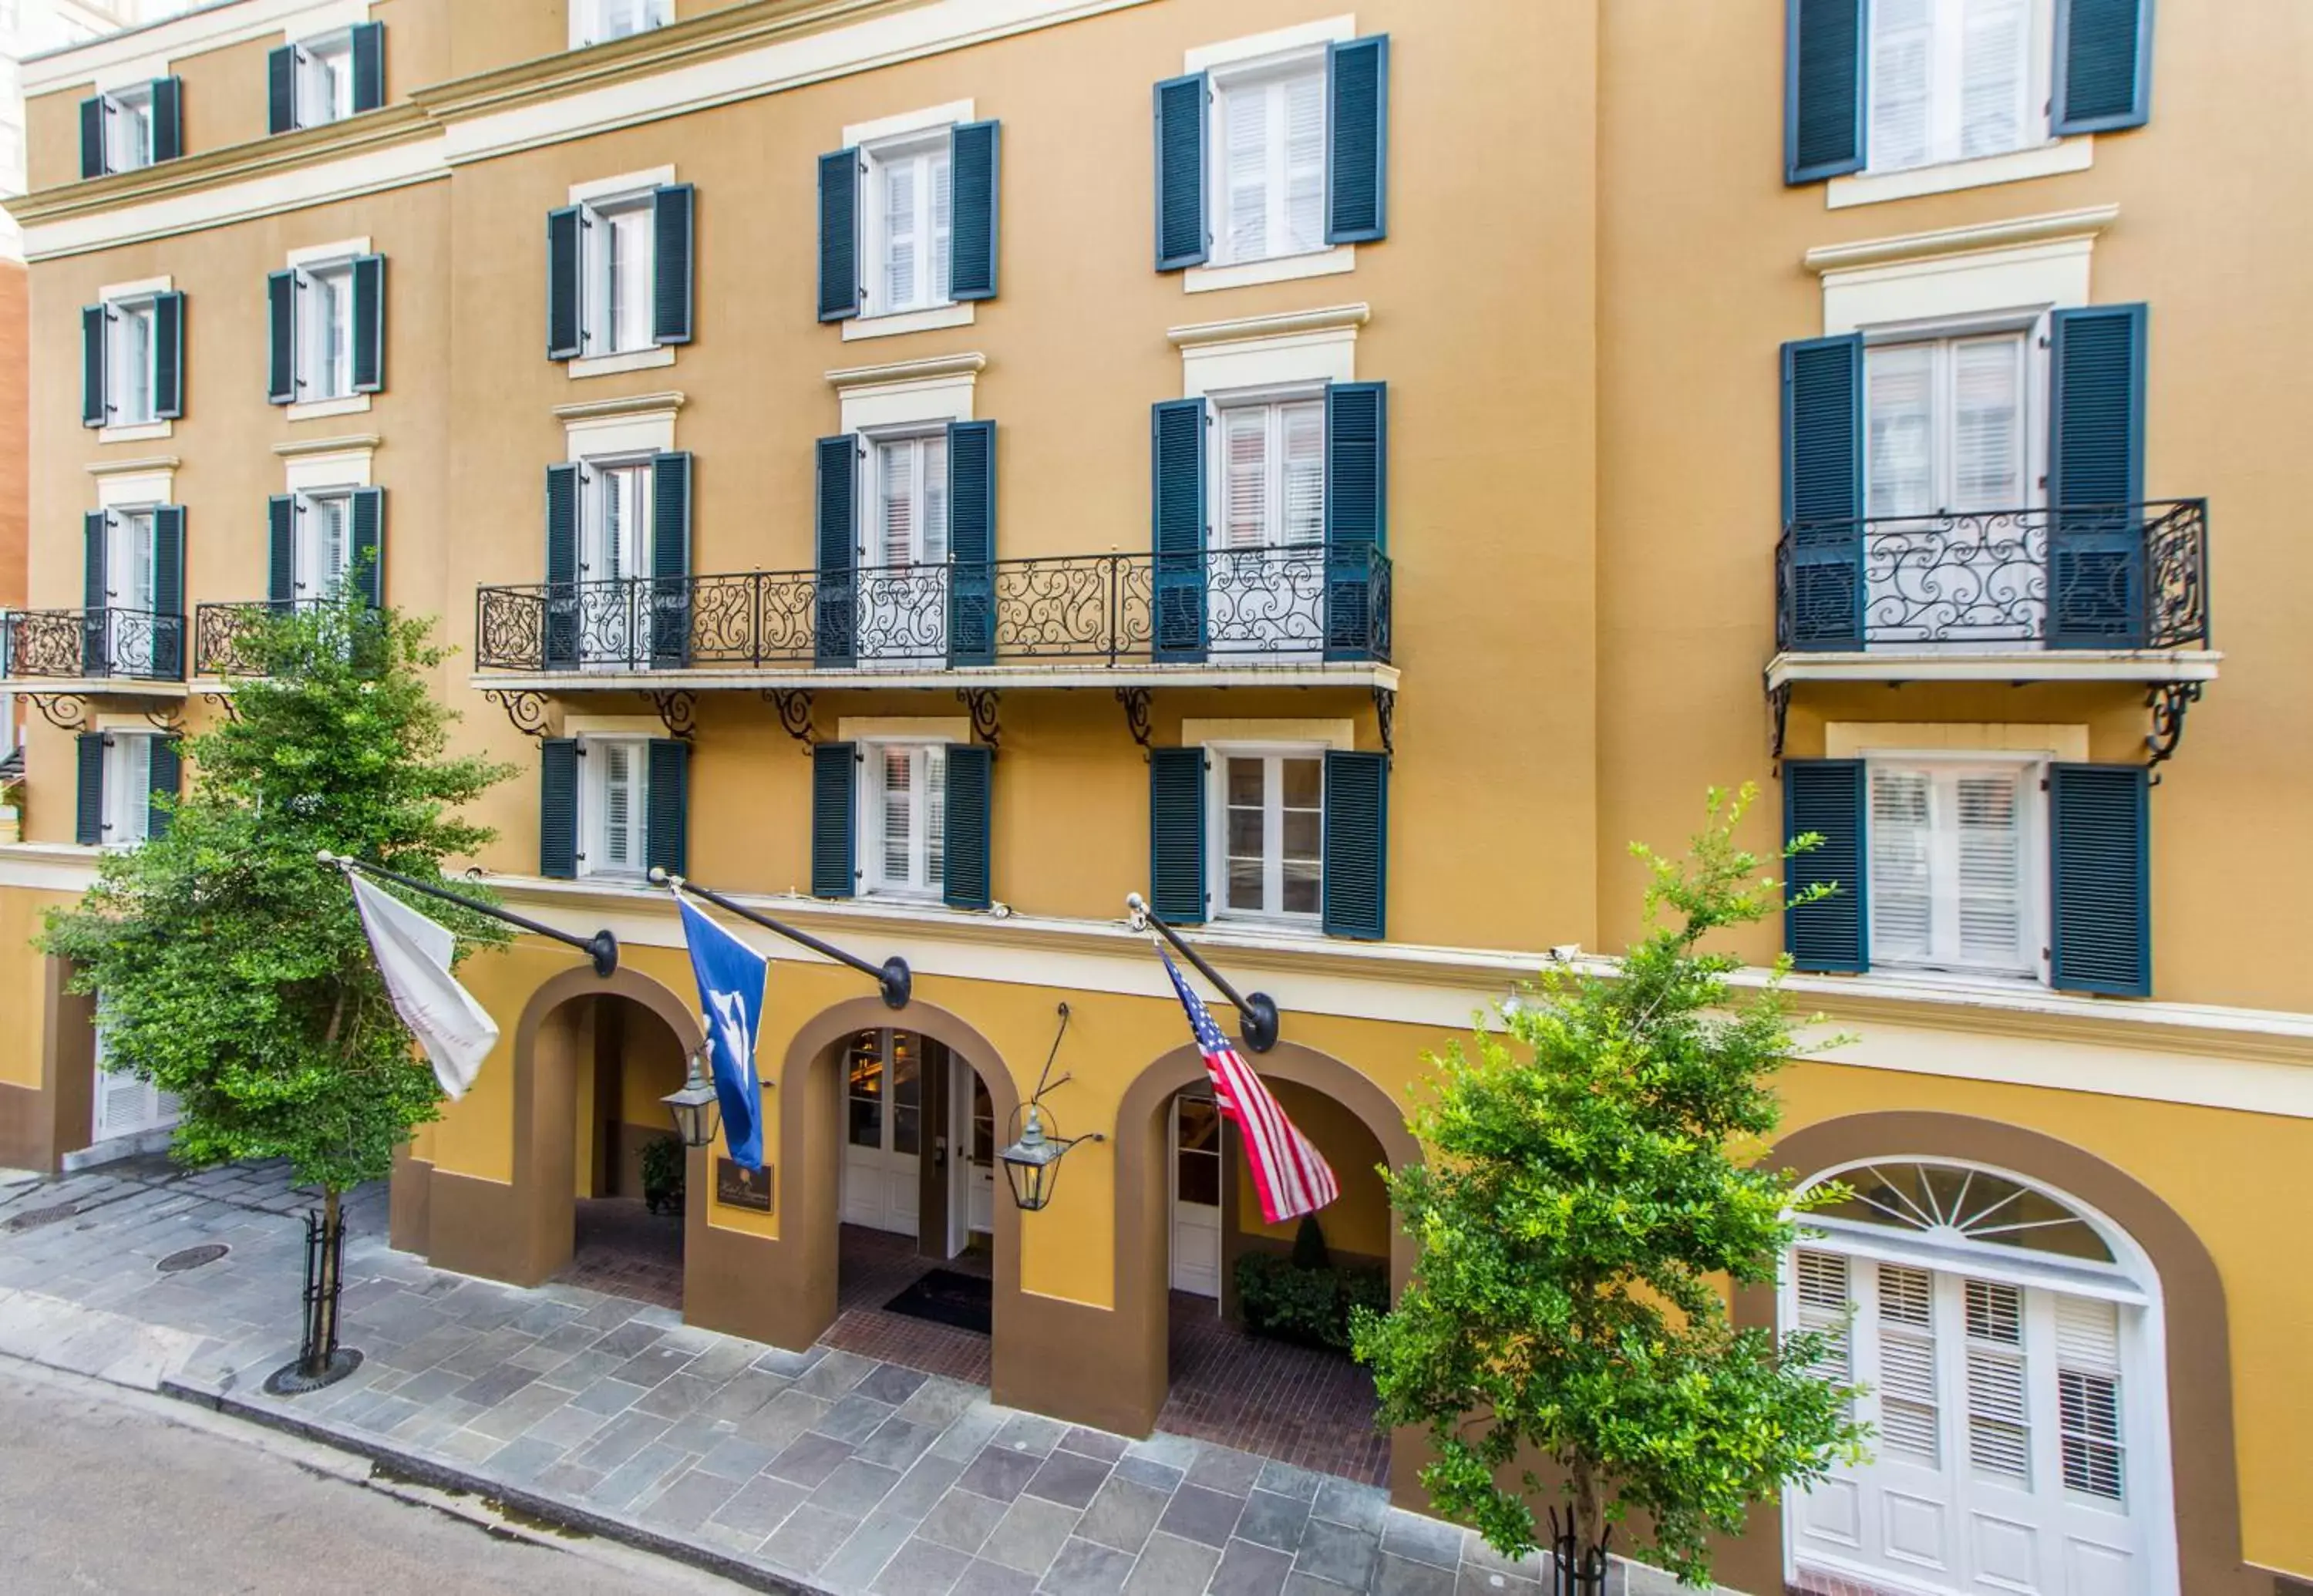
[1814,1160,2114,1264]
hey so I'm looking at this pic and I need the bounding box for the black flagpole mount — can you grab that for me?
[1126,893,1281,1053]
[322,853,619,977]
[651,868,911,1010]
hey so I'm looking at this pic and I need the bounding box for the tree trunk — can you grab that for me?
[1572,1456,1605,1581]
[304,1185,343,1376]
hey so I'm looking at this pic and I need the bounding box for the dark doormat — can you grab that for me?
[882,1268,993,1335]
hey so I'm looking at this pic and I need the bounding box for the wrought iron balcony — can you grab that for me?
[474,545,1392,676]
[1,607,185,683]
[1776,499,2209,654]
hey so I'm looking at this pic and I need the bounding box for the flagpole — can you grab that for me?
[649,868,911,1011]
[319,853,619,977]
[1125,893,1281,1053]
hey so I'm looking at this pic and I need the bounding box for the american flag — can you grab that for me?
[1157,947,1338,1224]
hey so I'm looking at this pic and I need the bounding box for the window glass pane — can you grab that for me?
[1283,67,1326,253]
[1952,335,2025,511]
[1227,859,1263,912]
[1282,759,1322,918]
[1954,772,2022,968]
[921,436,948,565]
[1961,0,2032,160]
[1222,82,1270,262]
[1222,408,1268,550]
[931,146,952,305]
[1868,768,1933,962]
[1866,343,1936,518]
[118,305,153,423]
[1226,756,1266,912]
[891,1034,921,1155]
[1281,756,1322,810]
[925,744,945,890]
[1282,402,1325,544]
[880,749,912,880]
[605,205,653,353]
[1176,1096,1220,1155]
[878,443,914,566]
[1226,757,1263,807]
[847,1032,884,1148]
[1870,0,1933,171]
[1226,806,1263,857]
[884,157,917,309]
[600,742,633,867]
[1820,1162,2113,1261]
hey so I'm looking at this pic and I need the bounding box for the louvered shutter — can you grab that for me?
[82,512,109,675]
[1153,72,1209,271]
[2048,304,2146,647]
[351,487,385,608]
[544,463,581,670]
[266,495,296,612]
[1866,766,1932,965]
[151,77,183,163]
[351,254,386,392]
[1875,1264,1941,1464]
[152,506,185,679]
[1152,399,1207,661]
[540,739,579,880]
[1326,36,1389,244]
[1792,1250,1853,1403]
[1965,1280,2032,1480]
[949,120,1000,301]
[1785,759,1867,971]
[1324,382,1386,659]
[1148,746,1206,924]
[1786,0,1867,182]
[649,452,692,668]
[267,45,298,136]
[1782,335,1864,648]
[2049,763,2150,996]
[2054,0,2153,133]
[266,269,296,405]
[816,148,860,322]
[1321,750,1388,941]
[81,305,106,428]
[645,739,689,879]
[79,96,107,179]
[147,739,182,842]
[352,22,386,113]
[2055,1295,2126,1500]
[947,420,995,666]
[652,184,695,345]
[76,735,106,847]
[153,291,185,419]
[815,434,857,666]
[546,207,584,360]
[812,742,857,898]
[943,743,993,911]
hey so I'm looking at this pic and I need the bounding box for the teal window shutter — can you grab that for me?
[148,739,182,841]
[2049,304,2146,648]
[79,96,106,179]
[152,77,183,163]
[351,488,385,608]
[2050,763,2150,996]
[547,207,584,360]
[153,292,185,419]
[153,506,185,679]
[649,452,692,667]
[1321,750,1388,941]
[267,45,297,135]
[1324,381,1386,660]
[352,254,386,392]
[82,512,109,675]
[816,434,857,666]
[82,305,106,428]
[1782,334,1864,649]
[266,269,296,405]
[943,743,993,911]
[352,22,386,113]
[76,735,106,847]
[1325,36,1388,244]
[1784,759,1867,971]
[544,463,581,669]
[947,420,995,666]
[267,496,296,612]
[813,742,857,898]
[817,148,860,322]
[1151,398,1207,661]
[1785,0,1866,184]
[540,739,579,880]
[949,120,1000,301]
[1153,72,1208,271]
[1148,746,1206,924]
[2054,0,2153,133]
[652,184,695,345]
[646,739,689,880]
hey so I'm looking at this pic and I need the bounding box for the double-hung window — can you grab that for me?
[862,742,947,900]
[1215,396,1325,551]
[1867,0,2049,175]
[1866,758,2041,979]
[1210,53,1328,266]
[1213,748,1324,924]
[863,132,951,317]
[581,737,651,880]
[574,0,671,48]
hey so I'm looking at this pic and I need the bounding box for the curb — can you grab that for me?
[158,1374,833,1596]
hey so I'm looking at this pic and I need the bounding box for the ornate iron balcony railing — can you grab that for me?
[2,607,185,682]
[195,599,390,679]
[475,544,1392,675]
[1776,499,2209,652]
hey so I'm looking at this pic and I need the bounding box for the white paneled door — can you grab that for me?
[92,1025,178,1143]
[1170,1094,1222,1298]
[945,1056,995,1258]
[840,1029,921,1237]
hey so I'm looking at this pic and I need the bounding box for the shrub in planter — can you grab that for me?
[1234,1217,1389,1352]
[640,1135,685,1216]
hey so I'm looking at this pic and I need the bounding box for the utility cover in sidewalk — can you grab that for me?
[5,1204,76,1232]
[157,1244,228,1273]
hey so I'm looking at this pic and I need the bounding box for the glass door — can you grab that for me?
[860,434,948,666]
[1170,1093,1222,1298]
[1210,398,1325,656]
[840,1029,921,1237]
[581,463,650,668]
[103,510,158,675]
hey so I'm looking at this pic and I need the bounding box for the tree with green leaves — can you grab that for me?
[42,594,513,1369]
[1352,786,1867,1587]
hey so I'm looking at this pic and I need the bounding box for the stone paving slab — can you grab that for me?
[0,1157,1698,1596]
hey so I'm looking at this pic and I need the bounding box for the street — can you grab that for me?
[0,1360,754,1594]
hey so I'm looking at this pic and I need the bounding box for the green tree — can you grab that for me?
[1352,786,1867,1586]
[42,596,514,1355]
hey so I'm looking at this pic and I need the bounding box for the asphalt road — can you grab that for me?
[0,1360,752,1594]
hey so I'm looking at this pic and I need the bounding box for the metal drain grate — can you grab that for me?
[157,1244,229,1273]
[5,1204,78,1233]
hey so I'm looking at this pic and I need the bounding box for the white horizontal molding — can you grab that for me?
[570,345,678,380]
[1182,718,1355,752]
[827,352,987,388]
[551,389,688,424]
[1167,303,1371,348]
[97,421,172,446]
[85,453,179,477]
[469,660,1400,694]
[1184,245,1355,296]
[95,466,173,509]
[1766,650,2222,690]
[843,301,976,342]
[1804,204,2120,275]
[570,166,678,205]
[830,352,983,430]
[274,433,382,458]
[97,274,172,301]
[839,716,971,741]
[1827,136,2094,210]
[1823,235,2095,338]
[1183,14,1355,72]
[843,99,976,147]
[25,0,379,94]
[286,394,372,424]
[284,449,374,493]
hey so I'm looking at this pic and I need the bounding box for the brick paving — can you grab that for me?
[1788,1573,1909,1596]
[553,1197,685,1310]
[819,1226,996,1386]
[1158,1291,1390,1487]
[0,1157,1703,1596]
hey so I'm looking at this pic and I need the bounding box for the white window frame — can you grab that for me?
[1864,749,2049,983]
[103,293,160,429]
[863,426,950,570]
[1206,741,1325,928]
[1864,0,2056,179]
[102,82,154,173]
[288,486,358,601]
[1207,385,1327,553]
[571,0,672,49]
[859,739,947,901]
[295,254,357,403]
[577,734,650,880]
[1206,46,1330,270]
[1862,311,2048,520]
[579,188,658,359]
[100,729,156,847]
[578,453,653,584]
[293,29,356,129]
[860,126,954,320]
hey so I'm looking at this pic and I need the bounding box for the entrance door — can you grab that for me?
[841,1029,921,1236]
[860,433,948,665]
[946,1056,995,1257]
[1170,1093,1222,1298]
[105,510,159,674]
[92,1021,177,1143]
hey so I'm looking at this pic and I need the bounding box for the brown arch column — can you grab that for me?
[1715,1110,2257,1596]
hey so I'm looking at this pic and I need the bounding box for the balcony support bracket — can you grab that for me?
[25,694,89,733]
[2145,682,2202,783]
[1116,687,1153,758]
[200,692,241,725]
[958,688,1001,756]
[1372,686,1396,762]
[142,705,185,736]
[1767,680,1793,772]
[647,689,699,742]
[483,689,551,741]
[764,689,817,750]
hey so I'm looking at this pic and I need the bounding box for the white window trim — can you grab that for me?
[1204,739,1328,931]
[1204,45,1332,274]
[571,345,678,380]
[279,237,369,416]
[857,123,957,324]
[842,99,975,148]
[1173,304,1364,399]
[1183,15,1355,73]
[1823,236,2091,339]
[1862,748,2050,985]
[576,732,651,880]
[842,301,975,343]
[93,470,173,513]
[562,402,678,462]
[570,0,673,52]
[281,443,375,493]
[1860,311,2050,520]
[98,729,157,850]
[1185,245,1355,296]
[857,737,949,902]
[829,352,981,433]
[1830,134,2094,209]
[95,274,173,445]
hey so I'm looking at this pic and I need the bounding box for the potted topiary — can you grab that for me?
[640,1135,685,1216]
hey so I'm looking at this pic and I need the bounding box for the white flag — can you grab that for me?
[348,871,501,1099]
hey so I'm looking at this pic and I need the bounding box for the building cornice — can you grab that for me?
[1803,204,2120,275]
[272,433,381,458]
[550,390,688,424]
[1167,303,1372,348]
[84,453,180,477]
[826,352,986,390]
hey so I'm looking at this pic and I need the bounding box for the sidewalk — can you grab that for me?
[0,1157,1682,1596]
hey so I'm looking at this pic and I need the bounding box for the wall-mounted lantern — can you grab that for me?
[662,1043,723,1151]
[996,1002,1103,1214]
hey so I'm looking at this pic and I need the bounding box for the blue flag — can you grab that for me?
[678,894,767,1170]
